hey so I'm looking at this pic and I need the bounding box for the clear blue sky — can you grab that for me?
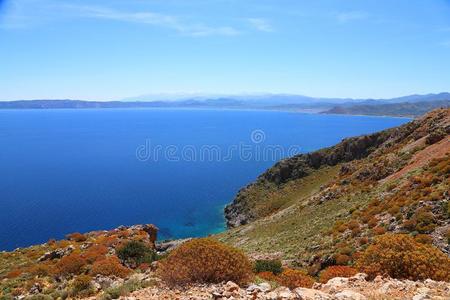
[1,0,450,100]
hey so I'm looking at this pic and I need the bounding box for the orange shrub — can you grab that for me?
[97,235,119,248]
[55,253,87,276]
[277,268,315,289]
[5,269,22,279]
[91,256,131,278]
[367,217,378,228]
[402,219,416,231]
[347,220,360,230]
[27,263,53,277]
[359,237,369,245]
[159,238,253,286]
[372,226,386,235]
[414,234,433,244]
[388,205,400,215]
[66,232,87,242]
[334,254,351,265]
[83,244,108,263]
[257,271,278,282]
[138,263,151,272]
[351,227,361,237]
[319,266,358,283]
[357,234,450,281]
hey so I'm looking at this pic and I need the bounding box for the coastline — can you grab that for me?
[0,105,416,119]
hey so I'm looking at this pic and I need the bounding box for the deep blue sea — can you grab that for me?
[0,109,409,250]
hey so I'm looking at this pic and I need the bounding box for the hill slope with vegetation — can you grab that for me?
[220,108,450,269]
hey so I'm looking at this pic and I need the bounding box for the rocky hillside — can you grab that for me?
[221,108,449,266]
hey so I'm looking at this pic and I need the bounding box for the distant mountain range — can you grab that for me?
[323,99,450,117]
[1,92,449,117]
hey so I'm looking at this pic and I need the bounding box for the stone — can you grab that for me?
[321,277,350,293]
[29,283,42,294]
[416,287,431,295]
[373,276,384,284]
[247,284,262,293]
[271,286,298,299]
[334,290,367,300]
[93,275,116,290]
[37,245,75,262]
[141,224,159,248]
[150,261,159,271]
[265,291,278,300]
[349,273,367,282]
[224,281,240,292]
[412,294,430,300]
[258,282,272,292]
[294,287,332,300]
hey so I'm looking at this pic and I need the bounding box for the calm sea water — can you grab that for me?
[0,109,409,250]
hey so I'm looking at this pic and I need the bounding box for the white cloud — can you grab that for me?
[336,11,368,23]
[247,18,274,32]
[1,2,241,37]
[60,5,241,37]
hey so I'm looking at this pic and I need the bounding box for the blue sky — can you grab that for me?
[1,0,450,100]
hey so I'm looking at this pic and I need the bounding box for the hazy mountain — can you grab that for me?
[1,93,449,117]
[323,100,450,117]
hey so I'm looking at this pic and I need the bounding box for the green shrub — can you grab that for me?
[116,241,156,268]
[159,238,253,286]
[254,260,283,275]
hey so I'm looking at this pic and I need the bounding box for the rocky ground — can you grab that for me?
[118,273,450,300]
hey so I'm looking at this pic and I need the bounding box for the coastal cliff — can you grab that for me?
[221,108,449,265]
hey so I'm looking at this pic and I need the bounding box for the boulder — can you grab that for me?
[412,294,430,300]
[321,277,350,293]
[224,281,240,293]
[334,290,367,300]
[258,282,272,292]
[294,287,332,300]
[37,245,74,262]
